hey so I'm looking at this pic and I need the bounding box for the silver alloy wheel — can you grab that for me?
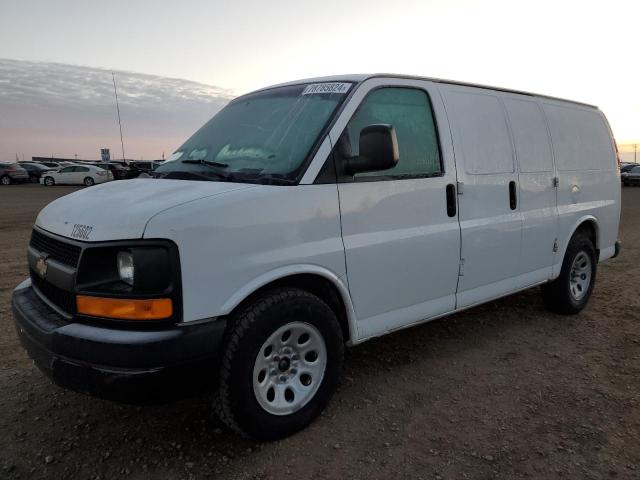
[569,251,592,301]
[253,321,327,416]
[44,177,54,186]
[1,176,10,185]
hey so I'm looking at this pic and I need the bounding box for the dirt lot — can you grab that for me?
[0,183,638,480]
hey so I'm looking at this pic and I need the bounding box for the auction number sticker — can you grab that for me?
[302,83,352,95]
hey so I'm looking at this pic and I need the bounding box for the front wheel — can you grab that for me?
[43,176,55,186]
[1,175,11,185]
[215,287,344,440]
[84,176,95,186]
[542,232,597,314]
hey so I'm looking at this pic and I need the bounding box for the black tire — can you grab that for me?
[43,176,55,186]
[1,175,11,186]
[542,232,597,314]
[215,287,344,440]
[84,177,95,186]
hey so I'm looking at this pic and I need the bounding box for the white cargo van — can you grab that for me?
[13,74,621,439]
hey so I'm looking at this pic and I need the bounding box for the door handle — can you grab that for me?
[509,180,517,210]
[446,184,457,217]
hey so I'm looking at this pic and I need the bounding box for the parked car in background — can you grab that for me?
[23,160,61,169]
[20,162,52,182]
[0,163,29,185]
[96,162,135,180]
[41,164,113,186]
[622,165,640,186]
[620,163,637,183]
[128,161,158,177]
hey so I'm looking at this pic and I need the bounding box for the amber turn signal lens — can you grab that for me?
[76,295,173,320]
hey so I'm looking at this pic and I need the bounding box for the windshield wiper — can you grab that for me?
[231,171,296,185]
[182,159,229,168]
[156,170,232,182]
[170,159,235,181]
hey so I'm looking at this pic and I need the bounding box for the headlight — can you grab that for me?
[76,242,180,322]
[79,246,172,292]
[117,250,134,286]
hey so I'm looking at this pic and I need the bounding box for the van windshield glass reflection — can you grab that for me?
[155,83,352,184]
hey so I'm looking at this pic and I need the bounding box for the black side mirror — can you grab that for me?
[344,124,399,175]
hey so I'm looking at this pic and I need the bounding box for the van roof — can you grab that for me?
[257,74,597,109]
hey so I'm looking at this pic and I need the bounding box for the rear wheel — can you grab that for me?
[43,176,55,186]
[542,232,597,314]
[215,287,344,440]
[84,176,95,186]
[1,175,11,185]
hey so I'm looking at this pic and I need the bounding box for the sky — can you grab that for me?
[0,0,638,161]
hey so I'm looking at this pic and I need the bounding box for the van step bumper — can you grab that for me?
[12,281,227,403]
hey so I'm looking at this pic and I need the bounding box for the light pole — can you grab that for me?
[112,72,126,163]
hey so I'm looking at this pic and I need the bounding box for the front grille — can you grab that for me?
[30,268,76,314]
[30,229,81,267]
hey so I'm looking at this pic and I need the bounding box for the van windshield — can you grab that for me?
[155,82,353,184]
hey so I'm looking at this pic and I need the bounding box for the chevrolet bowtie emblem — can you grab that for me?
[35,255,48,279]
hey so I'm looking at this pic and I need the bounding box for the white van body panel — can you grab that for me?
[35,179,254,241]
[143,184,348,326]
[440,85,524,309]
[501,95,559,280]
[540,101,620,272]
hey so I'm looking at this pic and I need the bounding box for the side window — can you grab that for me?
[59,166,74,173]
[76,166,89,172]
[343,87,442,178]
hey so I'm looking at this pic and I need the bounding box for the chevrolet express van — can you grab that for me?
[13,75,621,439]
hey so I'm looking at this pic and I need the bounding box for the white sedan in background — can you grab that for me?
[41,165,113,187]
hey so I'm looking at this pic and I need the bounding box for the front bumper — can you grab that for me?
[12,280,227,402]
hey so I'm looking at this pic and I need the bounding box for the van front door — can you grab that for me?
[440,86,523,308]
[330,79,461,340]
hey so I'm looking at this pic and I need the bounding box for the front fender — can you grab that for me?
[143,184,349,333]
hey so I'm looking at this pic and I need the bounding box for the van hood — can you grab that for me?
[35,179,255,241]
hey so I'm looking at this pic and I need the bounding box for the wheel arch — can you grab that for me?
[221,266,358,345]
[561,216,600,260]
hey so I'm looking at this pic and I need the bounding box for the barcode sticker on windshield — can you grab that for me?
[301,83,352,95]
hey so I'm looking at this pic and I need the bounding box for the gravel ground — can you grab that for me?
[0,183,638,480]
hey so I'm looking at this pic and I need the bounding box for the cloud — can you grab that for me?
[0,58,232,161]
